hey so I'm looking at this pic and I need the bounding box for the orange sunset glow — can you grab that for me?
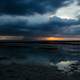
[46,37,64,41]
[36,37,65,41]
[36,36,80,41]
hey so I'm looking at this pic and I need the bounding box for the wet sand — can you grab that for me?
[0,63,80,80]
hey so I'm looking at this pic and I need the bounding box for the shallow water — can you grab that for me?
[0,44,80,64]
[0,44,80,80]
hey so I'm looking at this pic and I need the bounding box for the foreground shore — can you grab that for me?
[0,63,80,80]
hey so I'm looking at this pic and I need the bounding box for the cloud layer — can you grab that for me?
[0,0,80,36]
[0,0,69,15]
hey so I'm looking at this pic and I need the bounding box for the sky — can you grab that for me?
[0,0,80,37]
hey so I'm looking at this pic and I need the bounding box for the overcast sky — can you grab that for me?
[0,0,80,37]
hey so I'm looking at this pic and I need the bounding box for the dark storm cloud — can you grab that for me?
[36,17,80,36]
[0,0,70,15]
[61,24,80,35]
[0,15,79,36]
[77,0,80,5]
[0,0,80,36]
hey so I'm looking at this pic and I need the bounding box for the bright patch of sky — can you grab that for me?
[50,0,80,20]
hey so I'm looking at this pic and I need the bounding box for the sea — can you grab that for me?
[0,43,80,80]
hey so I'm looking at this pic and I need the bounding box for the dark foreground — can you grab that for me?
[0,63,80,80]
[0,41,80,80]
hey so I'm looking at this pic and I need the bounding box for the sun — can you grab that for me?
[45,37,64,41]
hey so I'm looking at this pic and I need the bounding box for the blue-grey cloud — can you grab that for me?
[61,24,80,35]
[0,0,71,15]
[0,0,80,36]
[0,15,80,36]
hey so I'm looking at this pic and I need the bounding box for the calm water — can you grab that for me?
[0,44,80,64]
[0,44,80,80]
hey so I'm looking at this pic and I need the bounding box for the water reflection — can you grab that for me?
[0,44,80,65]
